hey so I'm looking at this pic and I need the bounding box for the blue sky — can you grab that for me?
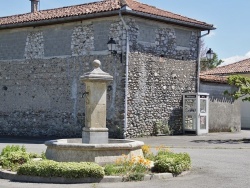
[0,0,249,66]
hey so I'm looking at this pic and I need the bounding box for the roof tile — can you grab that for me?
[0,0,213,28]
[200,58,250,84]
[201,58,250,75]
[200,75,228,84]
[126,0,211,27]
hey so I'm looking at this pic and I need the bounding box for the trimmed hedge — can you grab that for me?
[17,160,105,179]
[153,152,191,175]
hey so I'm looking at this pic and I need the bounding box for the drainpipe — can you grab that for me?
[197,30,210,93]
[119,7,130,138]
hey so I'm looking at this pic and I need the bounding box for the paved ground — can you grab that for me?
[0,130,250,188]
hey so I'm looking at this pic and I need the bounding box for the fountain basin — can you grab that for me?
[45,139,144,165]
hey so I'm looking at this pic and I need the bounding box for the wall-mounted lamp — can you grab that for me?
[206,48,214,60]
[107,38,122,62]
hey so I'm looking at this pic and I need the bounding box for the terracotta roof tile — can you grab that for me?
[126,0,212,27]
[0,0,213,29]
[200,75,228,84]
[201,58,250,75]
[200,58,250,84]
[0,0,121,26]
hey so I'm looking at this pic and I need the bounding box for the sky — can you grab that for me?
[0,0,249,66]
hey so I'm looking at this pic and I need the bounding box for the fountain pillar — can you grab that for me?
[80,60,113,144]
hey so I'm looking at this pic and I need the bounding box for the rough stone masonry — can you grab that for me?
[0,16,198,138]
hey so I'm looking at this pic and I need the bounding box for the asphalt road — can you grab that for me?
[0,133,250,188]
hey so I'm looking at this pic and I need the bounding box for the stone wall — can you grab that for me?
[0,15,200,138]
[126,53,196,137]
[126,17,199,60]
[200,82,241,132]
[0,56,125,137]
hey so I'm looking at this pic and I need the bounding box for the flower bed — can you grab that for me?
[0,145,191,182]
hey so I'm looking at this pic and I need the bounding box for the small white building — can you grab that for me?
[200,58,250,130]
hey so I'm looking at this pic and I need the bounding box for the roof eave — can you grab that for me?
[201,80,228,84]
[0,9,215,31]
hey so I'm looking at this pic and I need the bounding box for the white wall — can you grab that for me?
[241,98,250,129]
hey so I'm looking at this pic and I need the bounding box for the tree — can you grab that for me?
[224,75,250,102]
[200,39,208,58]
[200,53,223,71]
[199,39,223,71]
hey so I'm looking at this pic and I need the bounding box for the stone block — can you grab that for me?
[82,128,109,144]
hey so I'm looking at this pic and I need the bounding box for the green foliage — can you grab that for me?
[1,145,26,156]
[0,151,30,171]
[104,163,147,181]
[153,152,191,175]
[41,151,47,160]
[0,145,30,171]
[104,155,150,181]
[201,53,223,71]
[123,172,145,182]
[17,160,105,178]
[224,75,250,101]
[141,145,155,161]
[28,152,41,158]
[153,121,173,136]
[142,145,191,175]
[104,164,127,176]
[0,145,46,171]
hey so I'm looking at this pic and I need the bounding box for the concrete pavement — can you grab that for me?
[136,130,250,149]
[0,130,249,153]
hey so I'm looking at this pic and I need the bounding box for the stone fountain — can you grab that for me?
[45,60,144,165]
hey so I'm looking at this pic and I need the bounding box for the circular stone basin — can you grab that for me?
[45,139,144,165]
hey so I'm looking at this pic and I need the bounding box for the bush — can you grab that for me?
[104,155,150,181]
[1,151,30,170]
[0,145,31,171]
[123,172,145,182]
[1,145,26,156]
[141,145,155,161]
[104,164,127,176]
[0,145,46,171]
[153,152,191,175]
[152,121,173,136]
[17,160,105,179]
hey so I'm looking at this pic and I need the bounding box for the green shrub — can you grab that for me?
[153,152,191,175]
[0,151,30,171]
[104,155,150,181]
[17,160,105,179]
[141,145,155,161]
[123,172,145,182]
[152,121,173,136]
[41,151,47,160]
[1,145,26,156]
[28,152,41,158]
[0,145,47,171]
[0,145,31,171]
[104,164,127,176]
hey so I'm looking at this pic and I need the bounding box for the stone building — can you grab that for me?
[0,0,214,138]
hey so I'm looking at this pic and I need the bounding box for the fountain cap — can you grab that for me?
[93,59,101,68]
[80,59,113,82]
